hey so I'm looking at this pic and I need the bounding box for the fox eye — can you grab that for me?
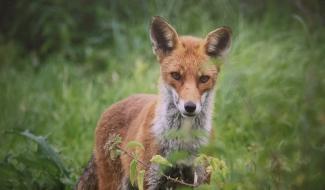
[171,72,181,81]
[199,75,210,83]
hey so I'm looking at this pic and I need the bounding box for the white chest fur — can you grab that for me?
[152,84,214,156]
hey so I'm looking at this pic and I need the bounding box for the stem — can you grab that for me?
[117,145,201,188]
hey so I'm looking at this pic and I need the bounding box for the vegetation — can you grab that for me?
[0,0,324,189]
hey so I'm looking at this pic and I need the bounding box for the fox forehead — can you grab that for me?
[160,36,218,75]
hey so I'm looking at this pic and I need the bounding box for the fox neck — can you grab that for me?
[152,82,214,156]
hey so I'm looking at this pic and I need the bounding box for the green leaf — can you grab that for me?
[129,159,137,186]
[150,155,172,167]
[110,149,122,160]
[137,169,145,190]
[210,157,220,171]
[126,141,144,150]
[194,154,209,166]
[20,130,69,178]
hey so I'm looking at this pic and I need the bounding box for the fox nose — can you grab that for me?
[184,101,196,113]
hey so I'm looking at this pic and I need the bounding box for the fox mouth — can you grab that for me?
[182,113,196,117]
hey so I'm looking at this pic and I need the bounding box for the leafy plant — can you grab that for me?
[108,137,229,189]
[0,130,73,190]
[150,155,173,168]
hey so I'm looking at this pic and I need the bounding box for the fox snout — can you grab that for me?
[169,86,202,117]
[184,101,196,113]
[177,98,202,117]
[183,101,201,117]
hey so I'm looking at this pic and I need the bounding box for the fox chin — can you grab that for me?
[76,16,232,190]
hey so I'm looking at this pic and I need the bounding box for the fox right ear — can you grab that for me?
[204,26,232,58]
[150,16,179,56]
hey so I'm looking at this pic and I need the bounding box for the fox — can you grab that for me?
[76,16,232,190]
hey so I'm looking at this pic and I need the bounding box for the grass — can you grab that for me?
[0,1,324,189]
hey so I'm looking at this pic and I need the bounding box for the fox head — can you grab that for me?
[150,16,231,118]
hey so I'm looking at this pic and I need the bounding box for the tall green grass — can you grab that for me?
[0,0,324,189]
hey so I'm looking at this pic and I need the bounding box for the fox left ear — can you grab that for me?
[150,16,179,57]
[204,26,232,57]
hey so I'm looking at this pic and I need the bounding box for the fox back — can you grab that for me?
[76,16,232,190]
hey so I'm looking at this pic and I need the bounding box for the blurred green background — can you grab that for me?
[0,0,324,189]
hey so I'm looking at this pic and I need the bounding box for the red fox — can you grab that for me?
[76,16,231,190]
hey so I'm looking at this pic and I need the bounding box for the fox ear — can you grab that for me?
[150,16,179,56]
[204,26,232,57]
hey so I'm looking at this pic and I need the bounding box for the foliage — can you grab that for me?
[104,134,122,160]
[126,141,145,151]
[0,131,72,189]
[137,170,145,190]
[150,155,173,168]
[130,159,138,186]
[125,140,146,189]
[123,139,226,189]
[195,154,229,189]
[0,0,324,189]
